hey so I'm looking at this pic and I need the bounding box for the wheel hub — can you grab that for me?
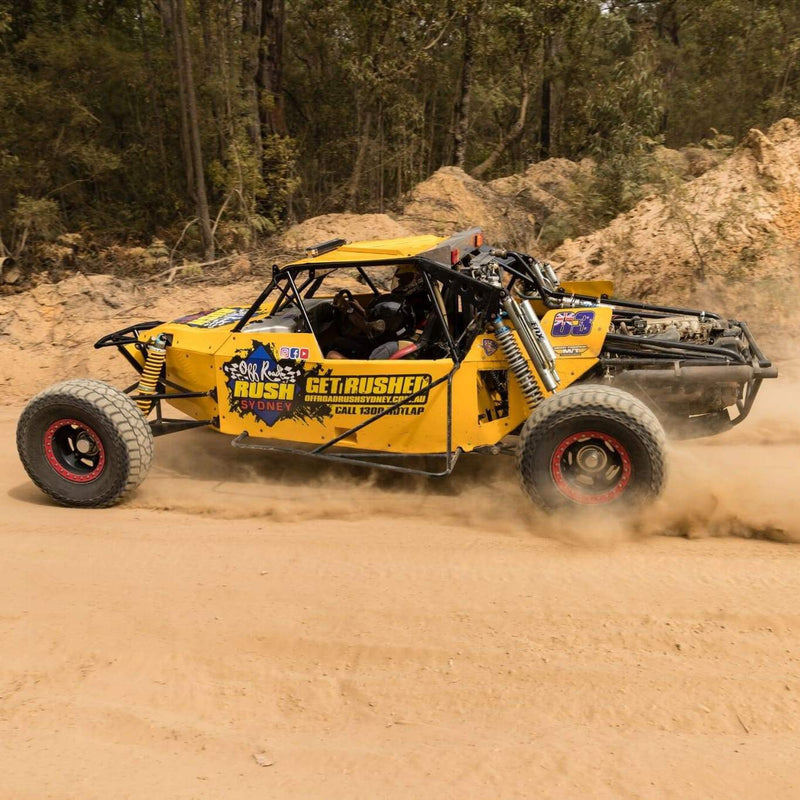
[550,430,632,505]
[575,444,608,473]
[75,433,98,455]
[43,419,106,483]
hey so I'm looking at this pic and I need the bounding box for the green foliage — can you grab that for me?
[582,45,666,224]
[1,0,800,266]
[260,135,301,225]
[12,195,60,238]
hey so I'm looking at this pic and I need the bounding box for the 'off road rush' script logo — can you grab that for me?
[223,342,435,426]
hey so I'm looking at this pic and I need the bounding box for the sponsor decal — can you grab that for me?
[223,342,434,425]
[176,307,249,329]
[279,346,309,360]
[305,374,431,406]
[551,310,595,337]
[223,342,329,427]
[480,338,499,357]
[553,345,589,356]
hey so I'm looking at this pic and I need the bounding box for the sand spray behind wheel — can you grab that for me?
[130,356,800,545]
[636,369,800,543]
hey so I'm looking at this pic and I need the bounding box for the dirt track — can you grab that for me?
[2,372,800,799]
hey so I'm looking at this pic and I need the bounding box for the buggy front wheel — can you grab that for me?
[516,385,667,511]
[17,379,154,508]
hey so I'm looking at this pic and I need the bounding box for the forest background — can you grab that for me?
[1,0,799,269]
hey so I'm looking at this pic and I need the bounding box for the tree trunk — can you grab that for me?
[452,10,474,169]
[137,0,168,177]
[241,0,262,152]
[346,108,372,211]
[196,0,226,161]
[163,0,214,260]
[471,87,530,179]
[159,0,195,201]
[257,0,288,137]
[655,0,680,46]
[539,33,554,160]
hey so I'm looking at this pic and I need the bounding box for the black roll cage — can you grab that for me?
[231,255,503,343]
[227,255,505,477]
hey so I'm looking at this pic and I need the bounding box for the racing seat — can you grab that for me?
[385,311,445,360]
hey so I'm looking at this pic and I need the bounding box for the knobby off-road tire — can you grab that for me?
[516,385,667,511]
[17,379,154,508]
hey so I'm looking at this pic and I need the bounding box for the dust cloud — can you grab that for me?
[128,371,800,545]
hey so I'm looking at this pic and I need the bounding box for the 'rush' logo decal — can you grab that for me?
[223,342,329,426]
[223,342,435,426]
[551,310,595,337]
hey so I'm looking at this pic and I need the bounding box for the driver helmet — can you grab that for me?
[391,264,424,296]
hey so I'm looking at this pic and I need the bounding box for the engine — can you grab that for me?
[611,314,750,356]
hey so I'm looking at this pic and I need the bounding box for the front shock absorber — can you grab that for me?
[136,333,168,416]
[492,315,543,411]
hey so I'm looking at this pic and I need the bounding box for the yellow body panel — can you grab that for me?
[293,234,447,264]
[136,300,610,454]
[214,332,454,452]
[560,279,614,297]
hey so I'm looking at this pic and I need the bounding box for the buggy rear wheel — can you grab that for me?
[516,385,667,511]
[17,379,154,508]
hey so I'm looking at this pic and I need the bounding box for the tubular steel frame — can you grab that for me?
[91,247,776,463]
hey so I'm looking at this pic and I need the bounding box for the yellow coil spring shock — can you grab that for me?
[136,333,168,416]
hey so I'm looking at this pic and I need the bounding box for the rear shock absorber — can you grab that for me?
[136,333,168,416]
[492,315,543,411]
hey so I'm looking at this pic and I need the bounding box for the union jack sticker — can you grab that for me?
[551,310,595,337]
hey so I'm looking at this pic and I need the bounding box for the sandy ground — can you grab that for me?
[2,372,800,799]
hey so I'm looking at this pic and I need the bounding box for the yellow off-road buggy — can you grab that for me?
[17,229,777,510]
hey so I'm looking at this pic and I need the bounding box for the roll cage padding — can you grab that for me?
[390,343,419,360]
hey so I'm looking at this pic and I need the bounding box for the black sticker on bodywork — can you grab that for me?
[223,342,435,426]
[223,342,330,426]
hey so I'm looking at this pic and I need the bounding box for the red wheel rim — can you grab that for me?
[43,419,106,483]
[550,430,632,505]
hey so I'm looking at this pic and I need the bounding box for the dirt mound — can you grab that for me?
[283,166,577,255]
[553,118,800,319]
[281,213,412,251]
[650,141,730,182]
[489,157,592,228]
[680,145,729,178]
[399,166,538,251]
